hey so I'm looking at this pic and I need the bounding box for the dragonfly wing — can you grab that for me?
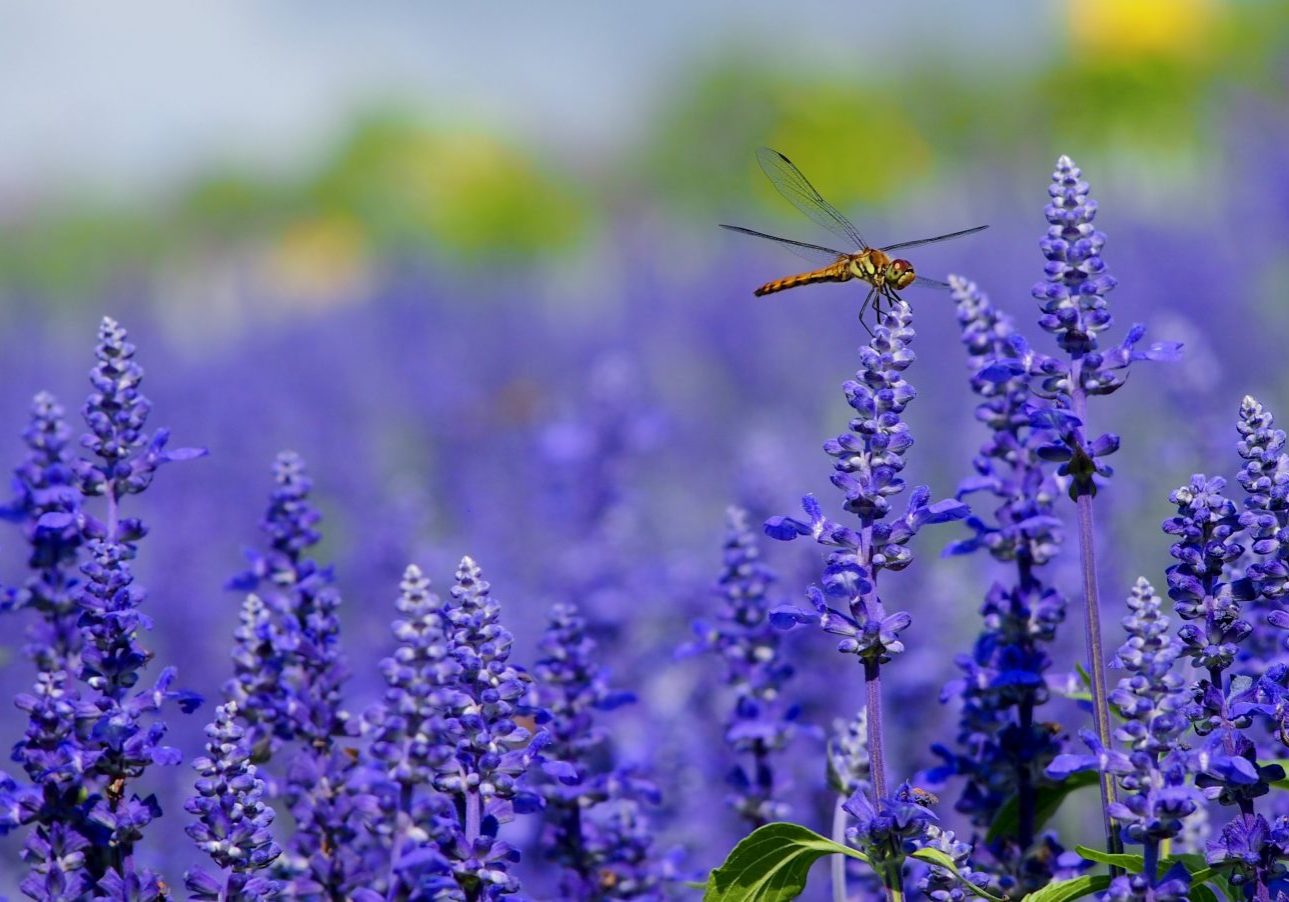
[880,224,989,253]
[909,275,952,290]
[719,224,847,266]
[755,148,868,250]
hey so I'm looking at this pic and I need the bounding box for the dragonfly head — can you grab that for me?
[885,258,916,291]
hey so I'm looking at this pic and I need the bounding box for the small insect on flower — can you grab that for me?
[721,148,988,331]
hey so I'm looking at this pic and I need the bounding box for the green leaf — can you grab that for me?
[703,822,867,902]
[1022,874,1111,902]
[986,772,1100,844]
[1158,853,1236,899]
[1075,844,1144,872]
[908,848,1005,902]
[1187,884,1218,902]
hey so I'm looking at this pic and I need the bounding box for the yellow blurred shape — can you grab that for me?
[1069,0,1220,58]
[266,213,369,307]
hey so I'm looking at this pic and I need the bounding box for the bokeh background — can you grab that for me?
[1,0,1288,894]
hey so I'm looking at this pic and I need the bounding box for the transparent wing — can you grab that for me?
[755,148,868,250]
[880,224,988,253]
[719,224,847,266]
[910,275,952,290]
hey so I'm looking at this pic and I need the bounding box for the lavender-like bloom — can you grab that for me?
[1,392,85,674]
[1022,157,1177,856]
[434,556,562,899]
[3,318,205,897]
[1162,473,1284,815]
[766,301,967,812]
[690,507,800,828]
[363,564,458,898]
[1235,396,1289,681]
[1048,579,1198,891]
[843,782,939,895]
[534,602,669,900]
[184,701,282,900]
[934,276,1068,889]
[228,452,373,897]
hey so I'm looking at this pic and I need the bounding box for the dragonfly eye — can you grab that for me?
[888,259,916,289]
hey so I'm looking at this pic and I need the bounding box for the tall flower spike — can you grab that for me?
[434,556,565,899]
[1,392,85,674]
[764,301,966,898]
[1025,157,1176,858]
[78,317,205,524]
[363,565,458,897]
[184,702,282,900]
[1235,396,1289,676]
[933,276,1069,892]
[229,452,372,897]
[691,507,801,828]
[534,602,670,901]
[1048,579,1198,890]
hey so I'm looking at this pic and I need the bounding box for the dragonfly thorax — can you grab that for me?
[848,250,916,291]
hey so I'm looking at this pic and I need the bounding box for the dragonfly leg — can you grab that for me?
[857,287,876,337]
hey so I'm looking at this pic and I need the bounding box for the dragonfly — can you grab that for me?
[721,148,988,330]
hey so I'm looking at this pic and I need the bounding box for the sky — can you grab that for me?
[0,2,1058,206]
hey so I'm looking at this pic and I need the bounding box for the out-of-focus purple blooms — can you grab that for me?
[0,392,85,674]
[688,507,802,828]
[535,601,671,900]
[828,709,871,799]
[229,452,375,896]
[929,276,1072,893]
[1102,862,1192,902]
[184,701,282,900]
[227,451,350,753]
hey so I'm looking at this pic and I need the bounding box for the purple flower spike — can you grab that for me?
[183,701,282,899]
[690,507,803,829]
[535,601,670,900]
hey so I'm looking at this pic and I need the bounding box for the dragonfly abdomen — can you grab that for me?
[754,262,851,297]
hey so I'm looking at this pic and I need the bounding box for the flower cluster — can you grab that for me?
[184,702,282,899]
[766,303,967,669]
[226,451,373,896]
[931,276,1070,892]
[689,506,802,827]
[534,601,672,900]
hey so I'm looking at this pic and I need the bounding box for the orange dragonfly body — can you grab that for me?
[722,148,987,327]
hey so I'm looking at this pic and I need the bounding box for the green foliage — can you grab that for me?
[1021,874,1112,902]
[703,822,866,902]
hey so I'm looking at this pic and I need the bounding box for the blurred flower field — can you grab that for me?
[2,2,1289,899]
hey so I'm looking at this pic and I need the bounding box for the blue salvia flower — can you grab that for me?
[433,556,563,899]
[931,276,1069,891]
[843,782,940,893]
[765,301,967,802]
[690,507,801,828]
[3,318,205,897]
[77,316,206,525]
[534,601,671,900]
[229,452,375,897]
[227,450,349,752]
[363,564,458,899]
[1021,161,1180,856]
[1048,579,1199,891]
[1,392,85,674]
[1162,472,1284,820]
[184,701,283,900]
[1235,396,1289,681]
